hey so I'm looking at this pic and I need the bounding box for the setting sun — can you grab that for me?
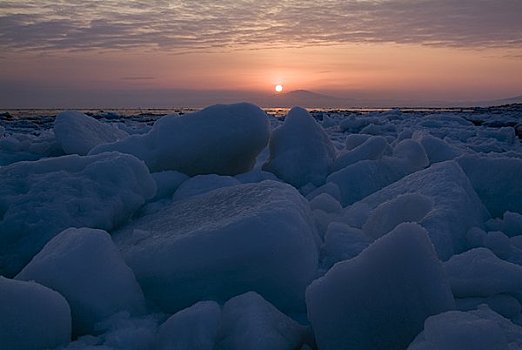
[275,84,283,93]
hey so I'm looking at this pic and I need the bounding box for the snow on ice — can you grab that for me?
[306,223,455,350]
[409,306,522,350]
[444,247,522,298]
[1,102,522,349]
[262,106,336,188]
[214,291,313,350]
[155,301,221,350]
[90,103,269,175]
[341,161,489,260]
[16,227,145,336]
[54,111,128,156]
[172,174,240,201]
[0,276,71,350]
[114,180,319,314]
[0,152,156,276]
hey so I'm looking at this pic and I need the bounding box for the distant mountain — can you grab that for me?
[270,92,522,109]
[259,90,352,108]
[473,95,522,107]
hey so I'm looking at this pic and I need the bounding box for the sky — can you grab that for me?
[0,0,521,108]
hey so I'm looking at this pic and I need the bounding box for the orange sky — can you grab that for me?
[1,1,521,107]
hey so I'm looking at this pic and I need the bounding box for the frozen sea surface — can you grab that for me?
[1,103,522,349]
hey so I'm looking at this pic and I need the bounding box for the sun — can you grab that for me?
[275,84,283,93]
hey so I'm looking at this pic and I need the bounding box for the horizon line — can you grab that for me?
[2,103,520,112]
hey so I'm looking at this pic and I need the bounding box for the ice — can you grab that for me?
[321,114,336,128]
[91,103,269,175]
[327,158,412,206]
[172,174,240,201]
[214,292,312,350]
[114,180,319,314]
[393,138,429,169]
[484,231,513,260]
[262,106,336,188]
[360,122,397,136]
[344,133,371,150]
[410,304,522,349]
[408,310,509,350]
[321,222,370,269]
[420,113,474,128]
[306,182,342,202]
[472,306,522,347]
[309,193,342,214]
[483,294,521,319]
[457,154,522,217]
[331,135,390,172]
[362,193,434,240]
[54,111,128,155]
[65,312,160,350]
[327,138,428,206]
[0,152,156,276]
[466,227,487,248]
[309,193,343,238]
[151,170,189,200]
[0,129,63,165]
[155,292,312,350]
[513,235,522,251]
[0,276,71,350]
[444,247,522,298]
[499,212,522,237]
[95,313,159,350]
[478,127,517,144]
[339,114,375,133]
[342,161,489,260]
[2,105,522,349]
[457,295,522,319]
[234,169,280,184]
[306,223,455,350]
[312,208,336,238]
[16,228,145,336]
[156,301,221,350]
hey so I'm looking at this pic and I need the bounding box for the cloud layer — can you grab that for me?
[1,0,521,51]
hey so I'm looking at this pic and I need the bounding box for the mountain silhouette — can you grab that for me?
[264,90,352,108]
[474,95,522,107]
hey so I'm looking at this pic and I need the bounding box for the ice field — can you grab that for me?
[1,103,522,349]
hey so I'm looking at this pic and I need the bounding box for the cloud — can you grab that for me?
[0,0,521,51]
[121,76,156,80]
